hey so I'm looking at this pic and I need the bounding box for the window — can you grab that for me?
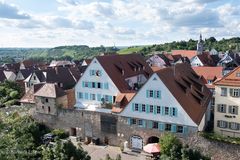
[33,76,36,80]
[236,72,240,77]
[217,120,228,128]
[42,106,44,110]
[165,107,169,115]
[165,124,171,131]
[177,126,183,133]
[207,80,212,84]
[217,104,226,113]
[45,98,48,103]
[138,119,143,126]
[90,94,96,100]
[157,106,161,114]
[97,82,101,89]
[90,70,95,76]
[78,92,83,99]
[153,122,158,129]
[229,106,238,115]
[211,98,215,109]
[48,106,51,113]
[221,88,227,96]
[156,91,161,98]
[134,104,139,111]
[92,82,96,88]
[84,81,88,87]
[149,90,154,97]
[142,104,146,112]
[131,118,137,125]
[230,89,240,97]
[149,105,154,113]
[96,70,101,76]
[172,108,176,116]
[229,122,239,130]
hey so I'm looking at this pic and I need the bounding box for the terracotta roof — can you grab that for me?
[112,93,135,113]
[192,66,223,81]
[34,83,66,98]
[171,50,197,59]
[156,63,212,125]
[96,54,153,93]
[151,66,164,72]
[214,66,240,87]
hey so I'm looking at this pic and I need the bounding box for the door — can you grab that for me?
[131,135,143,150]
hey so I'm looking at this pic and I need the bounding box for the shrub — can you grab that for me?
[51,129,68,139]
[9,90,19,99]
[200,132,240,145]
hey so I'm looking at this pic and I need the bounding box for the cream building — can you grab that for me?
[214,67,240,137]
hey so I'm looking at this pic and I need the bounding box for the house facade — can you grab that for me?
[120,63,212,150]
[214,67,240,137]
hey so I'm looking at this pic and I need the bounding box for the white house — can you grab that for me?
[74,54,153,111]
[120,63,212,149]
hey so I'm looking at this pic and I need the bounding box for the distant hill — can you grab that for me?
[117,37,240,55]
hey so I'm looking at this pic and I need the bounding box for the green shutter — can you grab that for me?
[154,90,157,98]
[84,93,88,100]
[148,121,153,129]
[175,108,178,117]
[143,120,146,128]
[159,90,161,99]
[132,103,135,111]
[82,81,85,87]
[97,94,101,101]
[109,96,113,103]
[183,126,188,134]
[127,118,131,125]
[171,124,176,133]
[170,107,173,116]
[139,104,142,112]
[146,90,149,98]
[161,106,165,115]
[146,104,149,113]
[154,105,157,115]
[159,122,164,131]
[88,82,92,88]
[104,83,109,89]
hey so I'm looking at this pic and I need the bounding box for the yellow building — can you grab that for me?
[214,67,240,137]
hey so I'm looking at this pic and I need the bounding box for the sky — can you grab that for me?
[0,0,239,48]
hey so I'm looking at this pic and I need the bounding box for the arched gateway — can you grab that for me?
[147,136,159,144]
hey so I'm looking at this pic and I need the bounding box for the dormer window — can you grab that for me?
[33,76,36,80]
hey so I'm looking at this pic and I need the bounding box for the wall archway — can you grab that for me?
[147,136,159,144]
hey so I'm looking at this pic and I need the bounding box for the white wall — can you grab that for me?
[16,71,24,81]
[75,58,120,108]
[25,73,41,92]
[147,55,166,67]
[121,73,198,127]
[190,56,203,66]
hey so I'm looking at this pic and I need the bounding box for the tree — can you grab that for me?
[159,133,182,158]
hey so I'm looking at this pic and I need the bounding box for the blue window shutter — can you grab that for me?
[95,82,98,88]
[159,90,161,99]
[183,126,188,134]
[88,82,92,88]
[175,108,178,117]
[139,104,142,112]
[82,81,85,88]
[153,90,156,98]
[90,94,92,100]
[97,94,101,101]
[142,120,146,128]
[132,103,135,111]
[161,106,165,115]
[84,93,88,100]
[104,83,109,89]
[100,83,103,89]
[89,70,92,76]
[154,105,157,115]
[146,104,149,113]
[127,118,131,125]
[171,124,176,133]
[109,96,113,103]
[170,107,173,116]
[148,121,153,129]
[146,90,149,98]
[159,123,164,131]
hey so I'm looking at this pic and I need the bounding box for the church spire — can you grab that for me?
[197,33,204,54]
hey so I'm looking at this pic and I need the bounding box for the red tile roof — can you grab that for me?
[214,66,240,87]
[156,63,212,125]
[96,54,153,93]
[192,66,223,81]
[171,50,197,59]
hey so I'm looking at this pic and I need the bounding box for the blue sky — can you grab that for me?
[0,0,239,47]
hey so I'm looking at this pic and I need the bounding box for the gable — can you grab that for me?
[75,58,120,106]
[191,56,203,66]
[120,73,197,127]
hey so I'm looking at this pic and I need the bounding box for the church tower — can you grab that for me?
[197,33,204,54]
